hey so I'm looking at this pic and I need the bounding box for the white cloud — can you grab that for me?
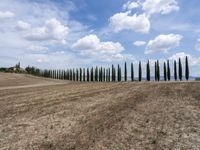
[16,21,31,31]
[169,52,200,66]
[0,11,15,19]
[27,45,49,53]
[142,0,179,16]
[123,1,140,11]
[72,34,124,54]
[109,11,150,33]
[25,18,69,44]
[133,41,146,46]
[145,34,182,54]
[110,0,179,33]
[195,39,200,51]
[71,34,133,62]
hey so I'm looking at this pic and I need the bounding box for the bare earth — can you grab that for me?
[0,73,200,150]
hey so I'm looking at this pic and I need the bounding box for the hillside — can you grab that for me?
[0,73,200,150]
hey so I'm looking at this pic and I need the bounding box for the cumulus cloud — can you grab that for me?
[0,11,15,19]
[133,41,146,46]
[110,0,179,33]
[195,39,200,51]
[71,34,133,62]
[16,21,31,31]
[25,18,69,44]
[145,34,182,54]
[109,11,150,33]
[123,1,140,11]
[169,52,200,66]
[27,45,49,53]
[142,0,179,16]
[72,34,124,54]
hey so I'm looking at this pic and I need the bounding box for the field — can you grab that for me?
[0,73,200,150]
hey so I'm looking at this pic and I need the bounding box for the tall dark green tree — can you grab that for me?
[70,69,72,81]
[167,60,171,81]
[103,68,106,82]
[73,69,75,81]
[179,58,182,81]
[112,64,114,82]
[108,68,110,82]
[139,61,142,81]
[95,66,98,81]
[157,60,160,81]
[100,68,102,82]
[114,67,116,82]
[91,67,94,82]
[174,60,177,81]
[76,69,79,81]
[80,68,82,81]
[164,62,167,81]
[118,64,121,82]
[131,63,134,82]
[83,68,85,82]
[185,56,189,80]
[155,61,157,81]
[146,60,150,81]
[87,68,90,82]
[66,69,68,80]
[124,62,127,82]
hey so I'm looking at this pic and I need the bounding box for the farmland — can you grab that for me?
[0,73,200,150]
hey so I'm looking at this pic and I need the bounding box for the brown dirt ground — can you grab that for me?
[0,73,200,150]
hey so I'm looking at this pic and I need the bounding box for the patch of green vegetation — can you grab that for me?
[195,77,200,81]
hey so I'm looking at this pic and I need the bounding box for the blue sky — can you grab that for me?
[0,0,200,76]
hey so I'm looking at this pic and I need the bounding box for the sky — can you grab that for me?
[0,0,200,76]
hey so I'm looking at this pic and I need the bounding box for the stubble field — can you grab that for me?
[0,73,200,150]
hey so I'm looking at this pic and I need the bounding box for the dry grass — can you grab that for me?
[0,73,200,150]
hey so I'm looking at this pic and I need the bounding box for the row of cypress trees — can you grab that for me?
[26,56,190,82]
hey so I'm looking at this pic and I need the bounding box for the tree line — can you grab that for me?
[25,56,190,82]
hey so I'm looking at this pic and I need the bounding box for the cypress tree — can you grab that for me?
[157,60,160,81]
[59,70,61,80]
[73,69,75,81]
[72,69,74,81]
[167,60,171,81]
[99,67,101,82]
[139,61,142,81]
[185,56,189,81]
[83,68,85,82]
[68,69,69,80]
[108,68,110,82]
[63,70,66,80]
[87,68,89,82]
[71,69,73,81]
[131,63,134,82]
[106,69,108,82]
[112,65,114,82]
[76,69,79,81]
[95,66,98,81]
[66,69,68,80]
[174,60,177,81]
[101,67,103,82]
[56,70,58,79]
[118,64,121,82]
[179,58,182,81]
[103,68,106,82]
[146,60,150,81]
[113,67,116,82]
[80,68,82,81]
[91,67,94,82]
[164,62,167,81]
[155,61,157,81]
[124,62,127,82]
